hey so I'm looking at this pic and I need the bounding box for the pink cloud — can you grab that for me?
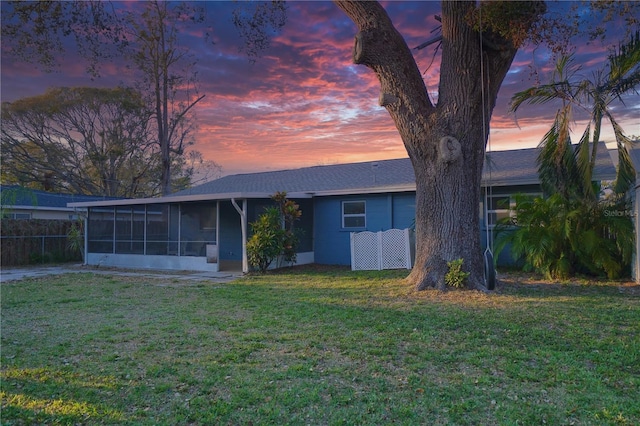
[2,1,637,179]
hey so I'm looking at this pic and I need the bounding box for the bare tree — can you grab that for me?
[1,87,159,197]
[123,1,206,195]
[1,1,218,195]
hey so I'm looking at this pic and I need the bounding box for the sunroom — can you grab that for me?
[70,193,315,273]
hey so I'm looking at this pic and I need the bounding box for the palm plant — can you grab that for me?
[497,33,639,279]
[511,31,639,196]
[496,193,633,279]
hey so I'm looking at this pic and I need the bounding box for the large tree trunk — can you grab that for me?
[335,1,521,290]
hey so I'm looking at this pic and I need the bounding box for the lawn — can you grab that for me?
[1,266,638,425]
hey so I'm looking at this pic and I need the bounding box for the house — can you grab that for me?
[0,186,123,266]
[0,185,118,220]
[68,145,618,273]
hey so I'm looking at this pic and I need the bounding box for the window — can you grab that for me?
[485,195,513,228]
[4,212,31,219]
[180,203,216,256]
[342,201,366,228]
[114,205,145,254]
[88,207,114,253]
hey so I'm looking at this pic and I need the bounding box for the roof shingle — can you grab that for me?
[173,144,617,197]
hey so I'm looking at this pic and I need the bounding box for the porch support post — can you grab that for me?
[83,211,88,265]
[231,198,248,273]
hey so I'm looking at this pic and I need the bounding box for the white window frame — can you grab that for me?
[4,212,31,219]
[485,194,514,229]
[342,200,366,229]
[485,193,542,228]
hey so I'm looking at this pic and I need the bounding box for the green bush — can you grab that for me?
[247,207,285,273]
[445,258,470,288]
[66,219,84,259]
[495,193,633,280]
[247,192,302,273]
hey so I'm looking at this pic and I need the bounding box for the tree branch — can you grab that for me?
[334,1,435,121]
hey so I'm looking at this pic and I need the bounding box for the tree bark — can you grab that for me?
[335,1,521,290]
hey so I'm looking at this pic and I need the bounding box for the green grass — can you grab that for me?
[1,267,639,425]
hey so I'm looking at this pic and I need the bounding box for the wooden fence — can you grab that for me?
[1,219,82,266]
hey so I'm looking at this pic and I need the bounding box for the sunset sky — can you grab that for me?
[1,1,638,177]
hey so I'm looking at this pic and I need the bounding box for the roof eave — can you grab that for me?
[309,184,416,197]
[0,205,86,212]
[68,191,314,208]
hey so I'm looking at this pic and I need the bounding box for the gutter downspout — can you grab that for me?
[231,198,248,273]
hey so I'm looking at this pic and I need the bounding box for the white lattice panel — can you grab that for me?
[381,229,411,269]
[351,228,412,271]
[351,231,379,270]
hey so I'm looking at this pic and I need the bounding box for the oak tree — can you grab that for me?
[335,1,638,290]
[336,1,545,290]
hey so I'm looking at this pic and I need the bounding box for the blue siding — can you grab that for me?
[219,201,243,261]
[392,192,415,229]
[314,193,416,265]
[293,199,314,252]
[219,198,315,262]
[314,197,348,265]
[218,185,541,267]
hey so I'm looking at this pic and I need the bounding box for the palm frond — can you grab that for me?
[608,31,640,83]
[574,123,594,200]
[606,113,637,193]
[536,105,582,198]
[509,82,571,113]
[606,30,640,100]
[509,54,582,114]
[609,71,640,101]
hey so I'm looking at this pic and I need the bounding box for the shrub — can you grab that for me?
[445,258,470,288]
[247,207,284,273]
[495,193,633,280]
[66,219,84,260]
[247,192,302,273]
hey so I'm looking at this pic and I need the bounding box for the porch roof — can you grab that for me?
[68,191,313,208]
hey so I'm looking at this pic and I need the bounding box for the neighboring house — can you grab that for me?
[69,145,618,273]
[0,185,117,220]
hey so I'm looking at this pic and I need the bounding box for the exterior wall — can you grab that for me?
[265,251,315,270]
[218,201,243,261]
[6,207,80,220]
[392,193,416,229]
[314,192,415,265]
[313,186,541,267]
[86,253,219,272]
[217,198,314,263]
[80,183,566,271]
[292,199,314,252]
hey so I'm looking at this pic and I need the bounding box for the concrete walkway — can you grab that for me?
[0,264,244,284]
